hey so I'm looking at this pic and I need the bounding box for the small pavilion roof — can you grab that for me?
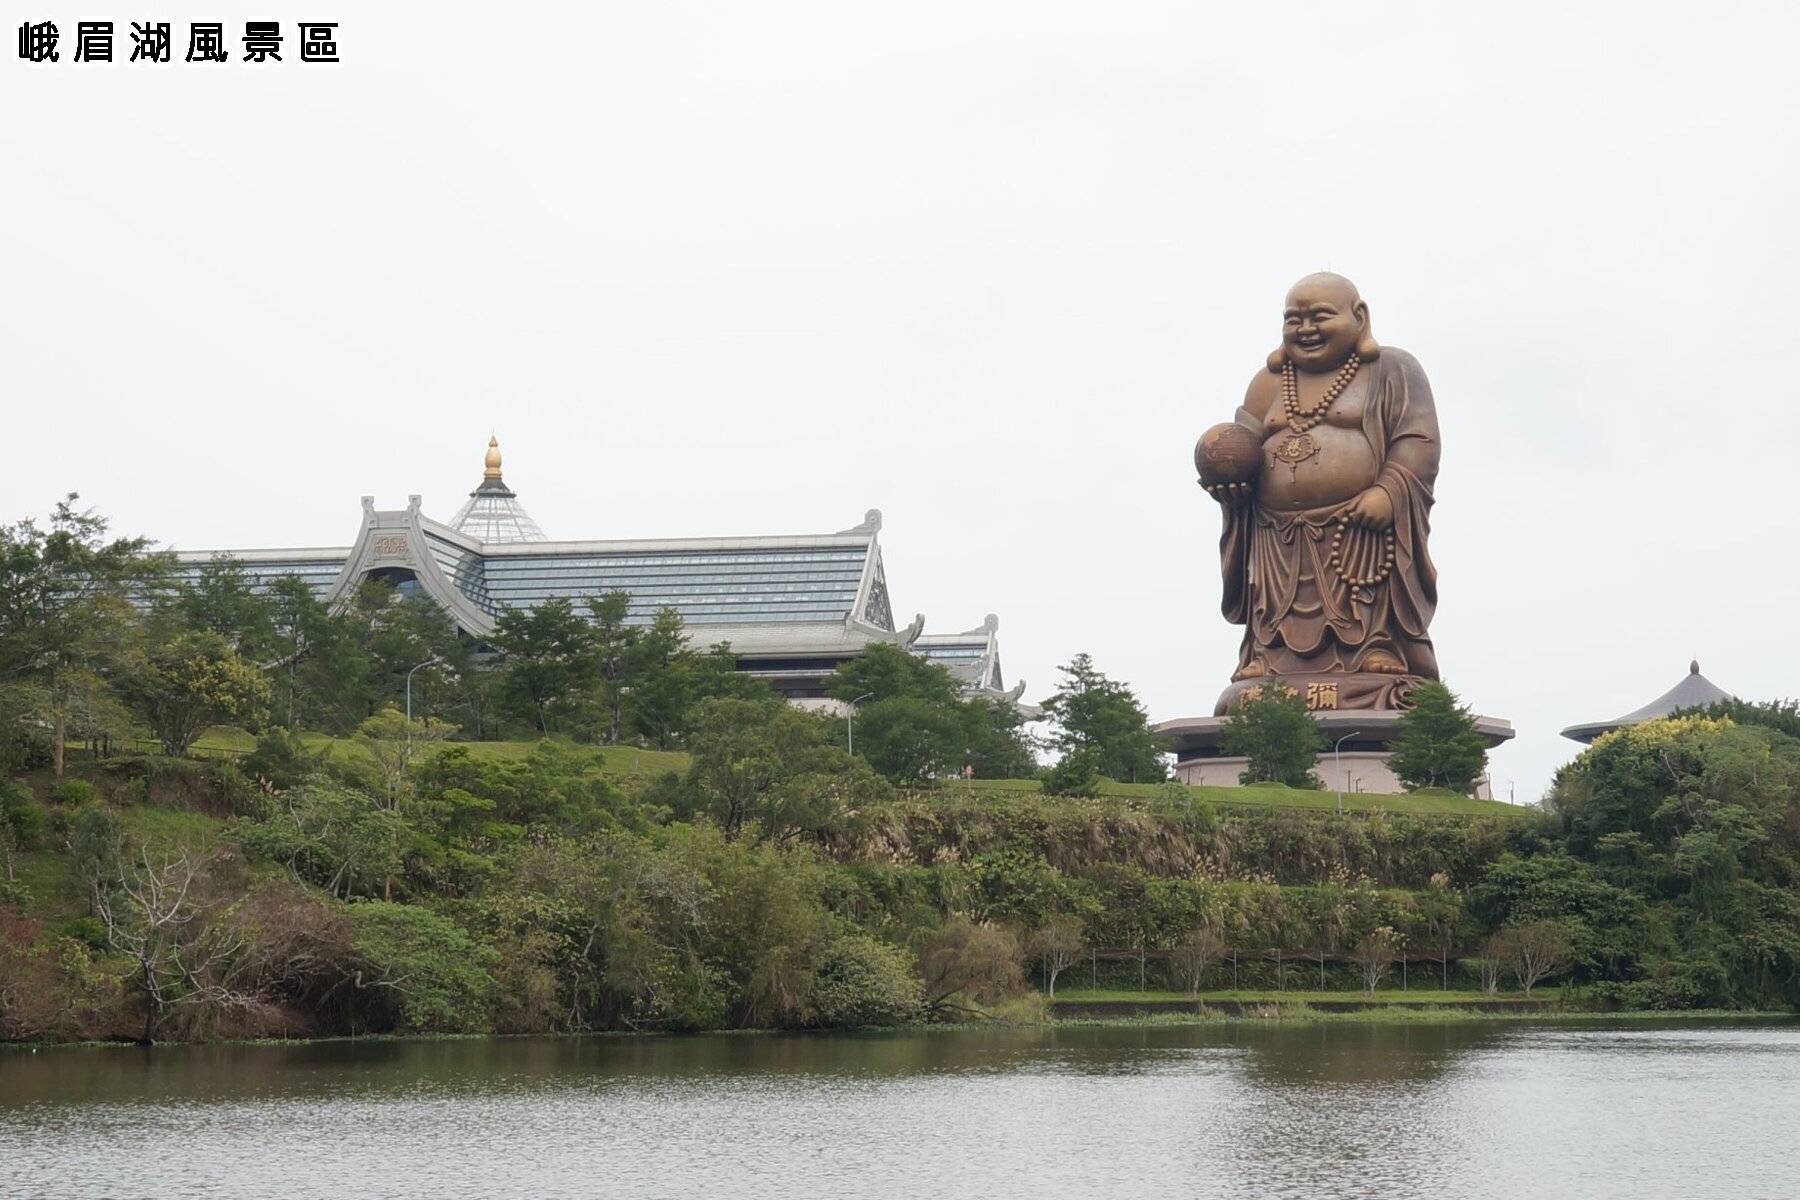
[1560,661,1734,743]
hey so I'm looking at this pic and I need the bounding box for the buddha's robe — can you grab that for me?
[1217,347,1440,710]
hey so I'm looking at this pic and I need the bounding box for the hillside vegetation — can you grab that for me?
[3,498,1795,1043]
[181,729,1520,818]
[4,709,1797,1043]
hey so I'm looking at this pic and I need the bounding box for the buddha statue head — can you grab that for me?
[1268,272,1380,374]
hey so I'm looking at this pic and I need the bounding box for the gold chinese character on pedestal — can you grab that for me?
[1305,682,1339,711]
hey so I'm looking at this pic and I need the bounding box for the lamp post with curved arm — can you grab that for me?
[1334,730,1361,817]
[847,692,875,756]
[405,655,444,749]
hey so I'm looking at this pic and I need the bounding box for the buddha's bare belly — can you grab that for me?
[1258,422,1379,513]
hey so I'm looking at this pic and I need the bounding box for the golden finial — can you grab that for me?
[484,435,502,480]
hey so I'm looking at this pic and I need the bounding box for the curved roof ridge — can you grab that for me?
[1561,660,1737,744]
[1613,662,1731,723]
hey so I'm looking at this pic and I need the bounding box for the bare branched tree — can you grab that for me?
[1170,926,1227,998]
[1025,916,1085,998]
[1352,927,1397,995]
[96,842,255,1042]
[1476,953,1504,995]
[354,708,449,811]
[1495,923,1574,996]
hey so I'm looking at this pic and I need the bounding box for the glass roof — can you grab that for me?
[450,493,546,544]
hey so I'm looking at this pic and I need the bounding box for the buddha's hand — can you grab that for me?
[1344,486,1394,530]
[1203,481,1253,508]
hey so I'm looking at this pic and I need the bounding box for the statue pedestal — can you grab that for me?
[1153,709,1515,800]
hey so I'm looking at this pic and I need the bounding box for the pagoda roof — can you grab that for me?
[158,444,1019,705]
[1560,661,1734,743]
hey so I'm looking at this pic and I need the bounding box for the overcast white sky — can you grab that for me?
[7,1,1798,801]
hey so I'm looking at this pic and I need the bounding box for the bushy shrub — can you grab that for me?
[242,727,328,791]
[58,915,109,952]
[914,917,1024,1016]
[1042,747,1101,798]
[811,931,922,1028]
[49,780,96,806]
[68,804,121,900]
[1591,964,1716,1011]
[1,781,45,852]
[0,907,120,1041]
[0,704,52,774]
[346,901,497,1033]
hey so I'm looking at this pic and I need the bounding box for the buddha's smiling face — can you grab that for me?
[1282,276,1366,372]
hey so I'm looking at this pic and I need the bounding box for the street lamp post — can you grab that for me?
[847,692,875,755]
[1334,730,1361,817]
[405,655,443,747]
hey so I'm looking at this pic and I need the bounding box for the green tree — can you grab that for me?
[827,641,962,707]
[852,696,967,784]
[1042,745,1102,797]
[1683,696,1800,740]
[121,630,271,757]
[586,590,640,743]
[345,901,497,1033]
[1389,681,1489,794]
[1040,653,1166,783]
[237,782,410,900]
[241,726,329,790]
[624,611,773,749]
[616,608,688,747]
[0,496,161,775]
[828,644,1035,780]
[173,556,278,660]
[961,699,1038,779]
[685,697,885,840]
[353,706,451,811]
[369,595,469,726]
[492,597,598,734]
[1220,683,1324,787]
[264,574,371,734]
[69,803,122,914]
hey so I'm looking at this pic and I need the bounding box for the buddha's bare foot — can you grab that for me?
[1231,660,1266,681]
[1363,651,1406,675]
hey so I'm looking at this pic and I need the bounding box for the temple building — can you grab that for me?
[1560,661,1733,744]
[169,438,1027,708]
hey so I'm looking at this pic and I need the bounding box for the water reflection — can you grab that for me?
[2,1020,1795,1199]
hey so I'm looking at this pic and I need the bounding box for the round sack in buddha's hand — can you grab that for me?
[1195,422,1263,487]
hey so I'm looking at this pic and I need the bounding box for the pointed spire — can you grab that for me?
[452,433,546,544]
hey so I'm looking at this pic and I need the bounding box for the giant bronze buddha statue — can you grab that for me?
[1198,273,1440,714]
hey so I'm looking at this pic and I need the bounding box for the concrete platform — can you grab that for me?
[1154,710,1515,798]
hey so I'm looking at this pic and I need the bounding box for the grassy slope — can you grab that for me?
[189,728,690,788]
[12,806,227,926]
[1051,987,1543,1005]
[189,729,1521,817]
[957,776,1523,817]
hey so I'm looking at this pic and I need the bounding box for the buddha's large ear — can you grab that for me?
[1355,301,1381,360]
[1266,345,1287,371]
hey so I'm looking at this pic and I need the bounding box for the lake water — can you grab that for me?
[2,1019,1796,1199]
